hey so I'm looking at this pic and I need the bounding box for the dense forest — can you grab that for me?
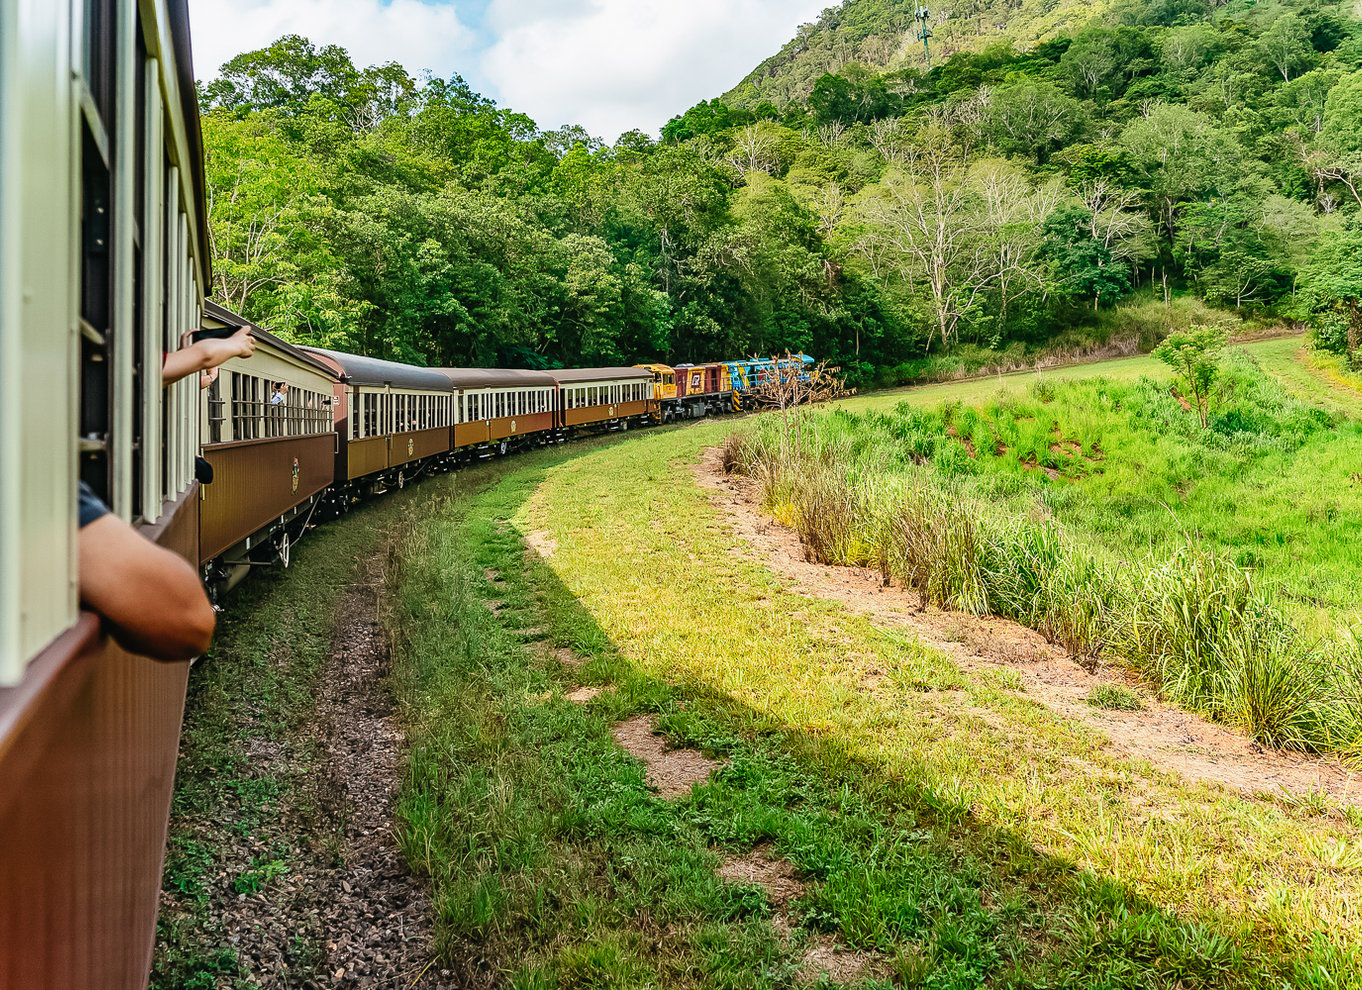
[201,0,1362,384]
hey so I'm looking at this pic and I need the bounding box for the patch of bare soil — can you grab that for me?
[799,939,888,985]
[525,530,558,559]
[611,715,725,799]
[717,847,805,906]
[310,567,451,988]
[716,847,883,981]
[566,686,606,704]
[204,561,453,989]
[529,642,585,670]
[695,447,1361,805]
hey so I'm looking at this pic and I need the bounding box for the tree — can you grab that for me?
[809,67,897,125]
[1307,71,1362,210]
[974,162,1063,334]
[1274,68,1340,136]
[727,124,780,179]
[857,137,989,351]
[1154,324,1229,428]
[984,83,1085,164]
[1160,25,1219,81]
[1120,104,1245,238]
[1061,32,1118,98]
[1038,207,1132,311]
[200,35,409,129]
[1256,14,1315,83]
[1173,197,1293,309]
[1297,224,1362,367]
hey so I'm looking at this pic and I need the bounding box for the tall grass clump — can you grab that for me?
[723,380,1362,754]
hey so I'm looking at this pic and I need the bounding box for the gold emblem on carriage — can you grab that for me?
[291,457,300,493]
[407,437,415,456]
[510,420,517,433]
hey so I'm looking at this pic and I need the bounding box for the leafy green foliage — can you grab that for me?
[1154,324,1229,427]
[201,0,1362,381]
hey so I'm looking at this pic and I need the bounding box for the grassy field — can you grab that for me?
[728,339,1362,755]
[840,337,1315,416]
[388,413,1362,988]
[158,332,1362,987]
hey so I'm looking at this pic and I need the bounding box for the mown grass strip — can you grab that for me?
[391,432,1362,989]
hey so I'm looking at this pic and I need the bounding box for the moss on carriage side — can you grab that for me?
[388,427,1361,989]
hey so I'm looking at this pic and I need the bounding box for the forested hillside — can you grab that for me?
[202,0,1362,384]
[723,0,1113,107]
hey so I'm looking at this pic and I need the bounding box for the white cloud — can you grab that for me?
[187,0,475,82]
[187,0,829,142]
[481,0,829,141]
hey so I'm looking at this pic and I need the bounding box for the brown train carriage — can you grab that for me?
[551,366,656,430]
[197,304,339,586]
[441,368,559,453]
[0,1,216,987]
[301,349,454,488]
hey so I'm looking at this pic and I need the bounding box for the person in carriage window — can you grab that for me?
[76,323,256,659]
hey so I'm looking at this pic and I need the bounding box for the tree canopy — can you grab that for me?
[199,0,1362,385]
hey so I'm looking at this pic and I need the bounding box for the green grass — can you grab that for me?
[388,423,1362,988]
[728,344,1362,755]
[844,336,1301,417]
[1088,684,1146,712]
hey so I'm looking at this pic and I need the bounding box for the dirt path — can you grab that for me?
[308,562,452,989]
[178,558,453,990]
[696,447,1361,805]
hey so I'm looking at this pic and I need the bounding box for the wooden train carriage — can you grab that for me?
[441,368,558,452]
[553,367,656,429]
[301,349,453,485]
[0,1,213,987]
[198,304,339,578]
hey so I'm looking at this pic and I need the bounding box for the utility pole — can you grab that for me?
[914,6,933,65]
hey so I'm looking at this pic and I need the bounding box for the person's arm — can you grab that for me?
[162,327,256,387]
[78,515,216,661]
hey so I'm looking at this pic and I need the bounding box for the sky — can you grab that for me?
[186,0,830,142]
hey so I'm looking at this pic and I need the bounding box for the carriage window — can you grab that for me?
[207,376,225,443]
[364,393,378,437]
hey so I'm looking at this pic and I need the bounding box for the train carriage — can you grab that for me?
[552,367,656,430]
[442,368,558,455]
[0,1,215,986]
[300,349,454,491]
[198,304,340,590]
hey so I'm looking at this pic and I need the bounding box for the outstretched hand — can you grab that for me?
[199,327,257,364]
[162,327,256,387]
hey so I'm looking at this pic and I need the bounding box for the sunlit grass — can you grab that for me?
[499,420,1362,979]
